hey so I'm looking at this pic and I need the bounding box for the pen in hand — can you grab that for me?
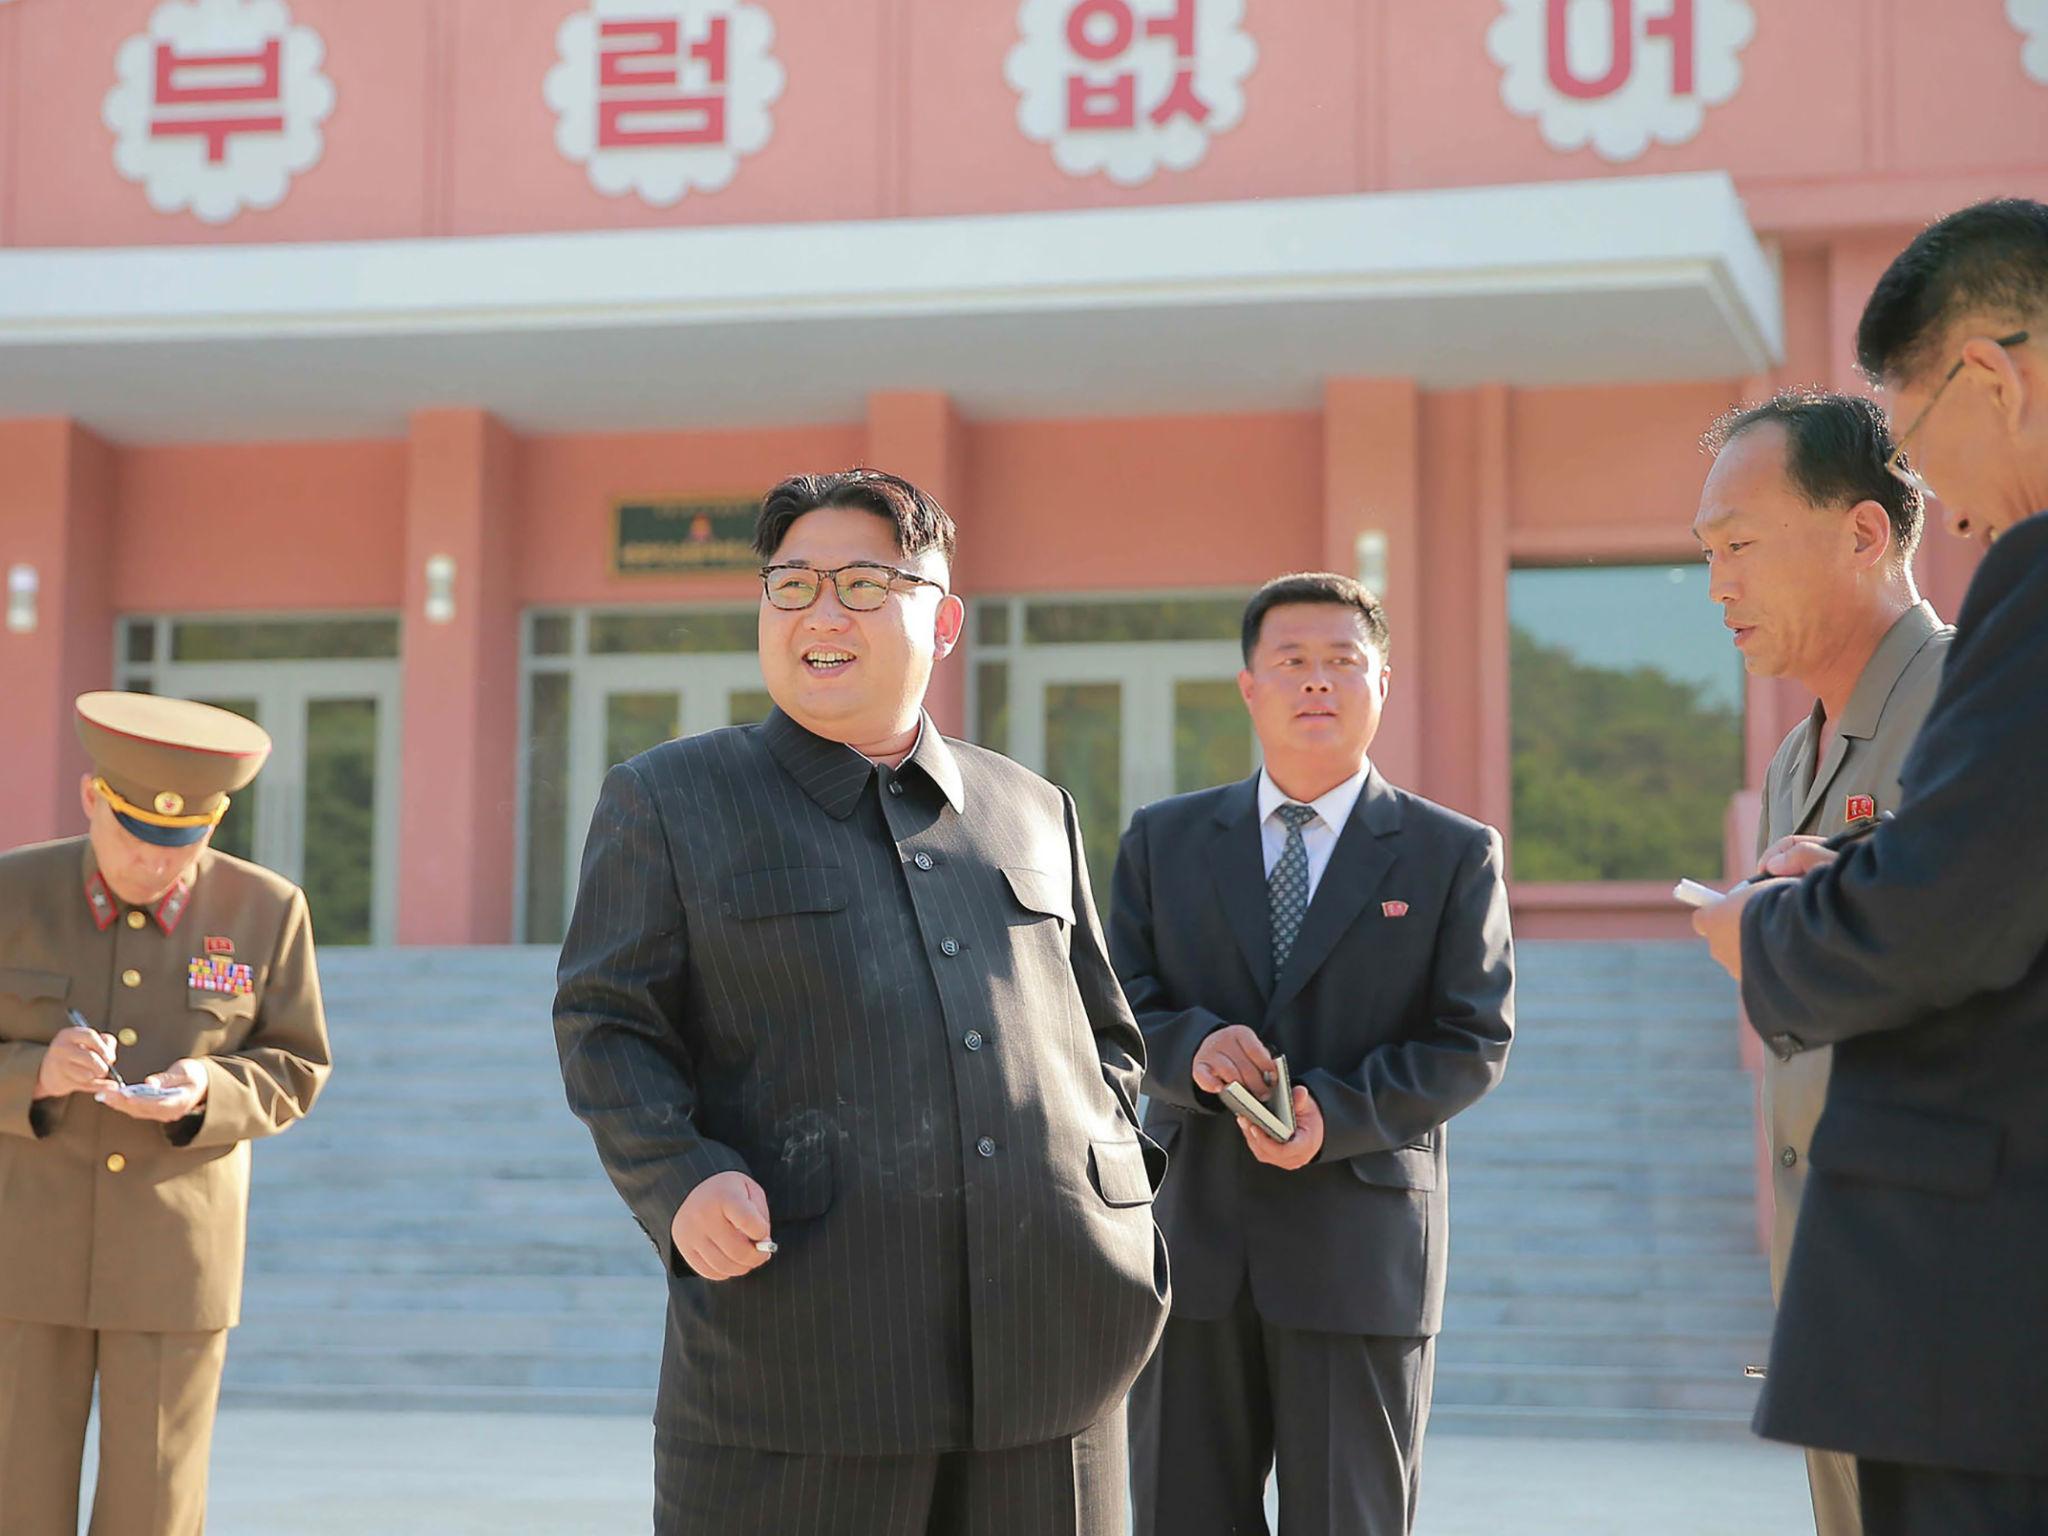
[1743,810,1896,891]
[67,1008,127,1089]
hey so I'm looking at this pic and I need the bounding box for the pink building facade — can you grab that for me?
[3,0,2046,957]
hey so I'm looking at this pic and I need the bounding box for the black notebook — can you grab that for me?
[1219,1056,1294,1142]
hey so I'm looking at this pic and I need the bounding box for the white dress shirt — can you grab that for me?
[1256,763,1371,904]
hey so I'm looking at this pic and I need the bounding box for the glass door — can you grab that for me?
[1005,640,1254,905]
[126,660,401,946]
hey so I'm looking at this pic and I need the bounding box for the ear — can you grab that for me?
[931,593,966,662]
[1237,668,1255,708]
[1965,333,2029,436]
[1376,661,1393,701]
[79,773,99,821]
[1847,500,1894,568]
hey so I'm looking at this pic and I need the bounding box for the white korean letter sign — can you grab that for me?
[103,0,335,224]
[546,0,785,206]
[1488,0,1755,163]
[1006,0,1257,186]
[2012,0,2048,86]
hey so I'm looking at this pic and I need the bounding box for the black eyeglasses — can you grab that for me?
[760,562,948,612]
[1886,331,2029,497]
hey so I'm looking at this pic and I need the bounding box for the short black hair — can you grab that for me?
[753,468,957,567]
[1241,572,1389,666]
[1702,389,1923,562]
[1857,198,2048,385]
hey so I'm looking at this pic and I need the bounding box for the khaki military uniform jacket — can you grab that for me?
[1756,601,1950,1292]
[0,837,331,1333]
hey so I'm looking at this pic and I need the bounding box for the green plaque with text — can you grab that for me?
[612,497,761,576]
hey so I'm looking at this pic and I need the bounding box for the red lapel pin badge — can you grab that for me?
[1845,794,1876,823]
[1382,900,1410,918]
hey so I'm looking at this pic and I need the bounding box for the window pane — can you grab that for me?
[1025,597,1243,645]
[1509,565,1743,882]
[192,697,261,865]
[605,692,680,767]
[1174,679,1252,793]
[125,621,156,664]
[976,603,1011,646]
[530,613,573,656]
[727,689,775,728]
[587,610,756,655]
[1044,682,1121,913]
[302,698,377,946]
[523,673,571,946]
[171,617,399,661]
[975,662,1010,755]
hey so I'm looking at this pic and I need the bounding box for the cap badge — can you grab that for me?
[154,791,185,816]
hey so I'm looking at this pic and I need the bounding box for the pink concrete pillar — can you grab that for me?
[396,409,521,944]
[1472,385,1513,839]
[0,420,116,849]
[1321,378,1422,791]
[865,391,970,738]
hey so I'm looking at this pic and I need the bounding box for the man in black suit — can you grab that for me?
[1112,572,1515,1536]
[1692,198,2048,1534]
[554,469,1167,1536]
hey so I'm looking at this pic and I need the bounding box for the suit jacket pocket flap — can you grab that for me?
[726,867,848,921]
[0,967,70,1002]
[1809,1101,2000,1198]
[190,988,257,1023]
[1346,1143,1438,1193]
[1002,866,1074,926]
[1089,1138,1155,1207]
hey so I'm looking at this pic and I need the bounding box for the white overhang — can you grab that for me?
[0,172,1780,444]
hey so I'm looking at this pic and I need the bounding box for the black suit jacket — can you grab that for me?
[554,709,1167,1457]
[1742,511,2048,1478]
[1110,767,1514,1337]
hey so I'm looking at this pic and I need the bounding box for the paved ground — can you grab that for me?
[82,1407,1816,1534]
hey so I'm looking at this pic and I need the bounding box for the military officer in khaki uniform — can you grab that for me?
[0,693,332,1536]
[1694,392,1950,1536]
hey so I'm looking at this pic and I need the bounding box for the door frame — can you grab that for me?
[119,656,403,946]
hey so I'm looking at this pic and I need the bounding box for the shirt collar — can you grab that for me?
[759,708,964,819]
[80,847,196,934]
[1831,601,1948,741]
[1257,762,1371,836]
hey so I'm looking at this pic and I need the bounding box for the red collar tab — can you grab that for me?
[154,879,192,935]
[84,873,118,931]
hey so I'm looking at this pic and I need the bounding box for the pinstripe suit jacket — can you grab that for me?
[554,708,1168,1456]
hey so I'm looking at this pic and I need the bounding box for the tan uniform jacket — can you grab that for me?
[1756,602,1950,1292]
[0,837,331,1332]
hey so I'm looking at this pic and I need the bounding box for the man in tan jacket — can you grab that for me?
[1693,392,1950,1536]
[0,692,332,1536]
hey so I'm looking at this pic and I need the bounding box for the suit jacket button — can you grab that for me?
[976,1137,996,1157]
[106,1153,127,1173]
[913,852,934,871]
[964,1031,984,1051]
[117,1028,139,1047]
[888,779,906,797]
[121,969,142,988]
[940,938,960,957]
[1779,1146,1797,1168]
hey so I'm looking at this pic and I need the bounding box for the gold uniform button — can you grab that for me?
[126,911,147,930]
[122,969,142,988]
[117,1028,139,1047]
[105,1154,127,1173]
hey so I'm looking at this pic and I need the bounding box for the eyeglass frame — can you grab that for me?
[758,561,950,612]
[1885,330,2029,496]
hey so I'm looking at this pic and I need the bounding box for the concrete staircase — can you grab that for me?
[225,942,1772,1436]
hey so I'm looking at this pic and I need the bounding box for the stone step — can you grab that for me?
[1427,1404,1752,1441]
[1438,1325,1764,1371]
[217,1381,655,1416]
[1448,1252,1770,1300]
[223,1343,659,1392]
[1434,1362,1761,1415]
[234,1309,660,1353]
[244,1272,662,1315]
[1443,1292,1773,1334]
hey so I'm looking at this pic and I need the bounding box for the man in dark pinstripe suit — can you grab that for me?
[554,469,1168,1536]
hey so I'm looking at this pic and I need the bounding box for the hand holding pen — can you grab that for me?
[29,1009,122,1102]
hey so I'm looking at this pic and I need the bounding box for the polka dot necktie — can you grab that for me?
[1268,802,1318,976]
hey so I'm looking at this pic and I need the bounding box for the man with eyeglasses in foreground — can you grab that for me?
[554,468,1167,1535]
[1692,198,2048,1533]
